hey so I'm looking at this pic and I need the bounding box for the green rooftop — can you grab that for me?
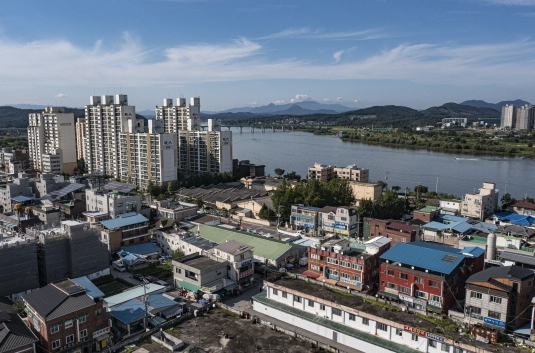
[417,206,440,212]
[253,292,421,353]
[197,224,303,260]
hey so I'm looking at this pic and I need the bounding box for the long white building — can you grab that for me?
[83,95,142,178]
[119,119,178,190]
[28,107,77,174]
[500,104,516,129]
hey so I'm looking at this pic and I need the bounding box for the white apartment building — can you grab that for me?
[177,123,233,175]
[28,107,77,174]
[75,118,86,161]
[308,164,369,183]
[516,104,534,130]
[83,95,143,178]
[501,104,516,129]
[461,182,499,220]
[119,119,178,190]
[155,98,201,133]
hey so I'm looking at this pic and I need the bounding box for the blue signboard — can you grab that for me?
[335,222,348,230]
[483,317,505,327]
[350,224,357,230]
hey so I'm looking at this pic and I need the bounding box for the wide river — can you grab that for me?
[231,128,534,200]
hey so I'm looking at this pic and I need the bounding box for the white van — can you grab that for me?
[112,261,126,272]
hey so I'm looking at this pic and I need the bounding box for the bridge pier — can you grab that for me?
[261,126,265,132]
[250,126,254,133]
[282,126,285,132]
[239,127,242,133]
[272,126,275,132]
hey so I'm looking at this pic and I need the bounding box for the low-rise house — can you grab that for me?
[0,297,39,353]
[154,227,217,256]
[464,266,534,331]
[173,253,233,296]
[149,199,197,223]
[506,201,535,216]
[212,240,254,285]
[85,181,141,218]
[23,279,110,353]
[439,199,462,216]
[99,212,149,253]
[363,218,418,245]
[306,236,391,292]
[349,181,382,204]
[413,206,440,223]
[422,214,496,246]
[378,242,485,313]
[317,206,357,237]
[291,205,321,235]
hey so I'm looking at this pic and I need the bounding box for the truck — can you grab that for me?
[112,260,126,272]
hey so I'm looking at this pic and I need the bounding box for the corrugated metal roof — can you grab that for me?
[380,242,483,275]
[104,284,165,308]
[119,242,161,256]
[100,213,148,229]
[499,251,535,266]
[197,224,304,261]
[110,294,177,324]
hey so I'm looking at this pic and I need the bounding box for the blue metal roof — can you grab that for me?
[380,242,484,275]
[104,284,165,308]
[100,213,148,229]
[11,195,36,202]
[110,294,178,324]
[71,276,105,299]
[119,242,161,256]
[495,212,535,226]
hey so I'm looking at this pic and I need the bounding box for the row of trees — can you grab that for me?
[271,178,355,217]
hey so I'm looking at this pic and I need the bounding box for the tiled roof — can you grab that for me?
[510,201,535,210]
[0,298,38,353]
[380,242,484,275]
[197,224,304,261]
[100,213,148,229]
[467,265,534,284]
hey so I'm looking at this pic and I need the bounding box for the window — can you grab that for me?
[431,295,441,303]
[395,328,403,336]
[353,264,363,271]
[311,265,320,271]
[470,291,482,299]
[489,296,502,304]
[386,282,397,290]
[52,340,61,349]
[414,277,424,284]
[441,343,450,352]
[272,288,278,295]
[332,308,342,316]
[176,268,182,274]
[411,334,418,341]
[415,290,427,299]
[399,273,408,280]
[351,275,362,282]
[428,340,437,348]
[429,280,439,288]
[66,334,74,344]
[79,329,87,338]
[281,291,287,298]
[470,307,481,315]
[319,304,326,311]
[386,269,394,276]
[293,295,302,303]
[400,286,411,294]
[308,300,314,307]
[311,254,320,260]
[349,314,356,321]
[95,309,102,316]
[377,322,387,331]
[362,318,369,325]
[64,319,73,328]
[50,323,61,334]
[488,311,501,320]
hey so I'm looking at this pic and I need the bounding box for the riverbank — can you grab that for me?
[295,127,535,158]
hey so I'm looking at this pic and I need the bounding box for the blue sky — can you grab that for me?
[1,0,535,111]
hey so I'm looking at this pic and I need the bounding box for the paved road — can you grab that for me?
[110,268,144,286]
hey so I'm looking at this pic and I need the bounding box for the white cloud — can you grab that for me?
[273,100,285,105]
[354,99,359,103]
[333,50,344,63]
[323,98,331,102]
[258,27,310,40]
[336,97,344,101]
[55,93,67,99]
[290,94,310,103]
[250,101,257,105]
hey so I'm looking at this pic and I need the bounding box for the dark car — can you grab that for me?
[144,275,159,283]
[132,274,145,281]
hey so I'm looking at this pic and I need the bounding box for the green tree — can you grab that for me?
[258,204,276,220]
[284,171,301,181]
[12,300,26,317]
[274,168,285,178]
[196,198,205,211]
[501,193,516,205]
[172,248,185,260]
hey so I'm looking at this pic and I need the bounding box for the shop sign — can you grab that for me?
[399,294,414,303]
[403,325,445,342]
[428,300,441,307]
[483,317,505,327]
[93,327,110,338]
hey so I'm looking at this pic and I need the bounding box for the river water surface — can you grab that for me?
[231,128,534,200]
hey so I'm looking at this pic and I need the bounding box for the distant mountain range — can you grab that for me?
[460,99,531,111]
[0,99,530,128]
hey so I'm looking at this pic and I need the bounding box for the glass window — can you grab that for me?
[489,296,502,304]
[488,311,501,320]
[411,334,418,341]
[332,308,342,316]
[395,328,403,336]
[50,323,61,334]
[377,322,387,331]
[349,314,356,321]
[52,340,61,349]
[429,280,439,288]
[281,291,287,298]
[64,319,73,328]
[362,318,369,325]
[470,291,482,299]
[66,334,74,344]
[308,300,314,307]
[428,340,437,347]
[79,329,87,338]
[386,269,394,276]
[441,343,450,351]
[399,273,408,280]
[293,295,302,303]
[415,277,424,284]
[319,304,326,311]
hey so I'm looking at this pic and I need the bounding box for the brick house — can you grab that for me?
[23,279,110,353]
[98,212,149,252]
[305,236,391,292]
[363,218,419,245]
[378,242,485,314]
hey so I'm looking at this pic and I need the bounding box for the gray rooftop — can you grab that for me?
[179,255,221,270]
[214,239,253,255]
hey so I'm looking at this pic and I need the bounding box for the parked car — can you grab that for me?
[144,275,159,283]
[112,261,126,272]
[132,274,145,281]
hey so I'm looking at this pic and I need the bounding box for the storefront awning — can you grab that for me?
[426,305,443,314]
[377,290,398,300]
[301,270,320,279]
[317,276,338,286]
[179,280,200,292]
